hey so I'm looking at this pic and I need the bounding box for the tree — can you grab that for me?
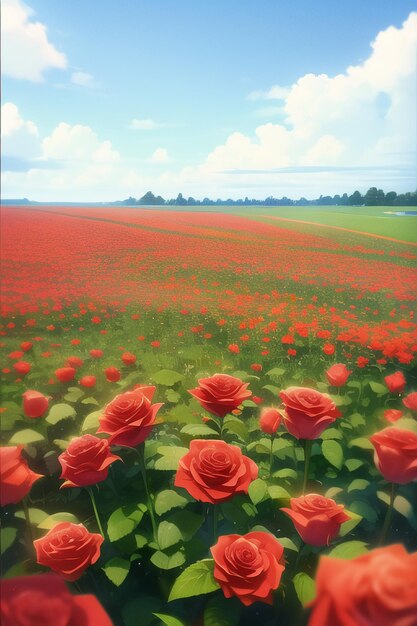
[348,190,363,205]
[175,193,187,206]
[385,191,397,206]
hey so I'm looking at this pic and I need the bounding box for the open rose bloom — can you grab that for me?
[0,446,43,506]
[59,435,121,488]
[1,574,113,626]
[370,427,417,484]
[189,373,252,417]
[282,494,350,546]
[279,386,341,439]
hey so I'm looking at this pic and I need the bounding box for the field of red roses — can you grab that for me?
[1,205,417,626]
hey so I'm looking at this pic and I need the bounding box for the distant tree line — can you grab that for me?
[119,188,417,207]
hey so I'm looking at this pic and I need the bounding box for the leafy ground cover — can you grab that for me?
[1,206,417,626]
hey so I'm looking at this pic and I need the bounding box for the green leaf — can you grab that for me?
[46,403,76,425]
[151,550,186,570]
[248,478,269,505]
[1,528,18,554]
[158,521,182,550]
[327,540,368,559]
[107,504,147,542]
[348,479,370,493]
[377,492,417,530]
[167,511,204,541]
[345,458,364,471]
[81,410,101,433]
[152,370,185,386]
[38,512,79,530]
[204,595,241,626]
[81,396,99,406]
[279,537,299,552]
[168,559,220,601]
[350,500,378,524]
[165,389,181,403]
[154,446,188,470]
[153,613,186,626]
[102,557,130,586]
[64,387,85,403]
[268,485,291,499]
[349,413,366,428]
[266,367,285,381]
[180,424,219,437]
[322,440,343,469]
[348,437,373,450]
[273,468,298,480]
[154,490,191,516]
[321,428,343,440]
[222,418,248,440]
[293,572,316,606]
[368,381,388,395]
[339,509,362,536]
[9,428,45,445]
[262,384,281,395]
[325,487,343,499]
[15,508,48,526]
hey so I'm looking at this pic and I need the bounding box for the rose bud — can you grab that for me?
[325,363,352,387]
[211,532,285,606]
[121,352,136,365]
[59,435,121,488]
[1,573,113,626]
[22,390,49,418]
[55,367,76,383]
[104,366,121,382]
[384,371,406,393]
[174,439,258,503]
[79,375,96,388]
[281,494,350,546]
[189,373,251,418]
[259,408,281,434]
[370,427,417,484]
[34,523,103,581]
[13,361,31,376]
[97,386,163,447]
[279,386,341,439]
[308,545,417,626]
[383,409,403,423]
[403,391,417,411]
[0,446,43,506]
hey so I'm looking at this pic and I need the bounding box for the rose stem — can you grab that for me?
[269,435,275,477]
[212,504,218,545]
[22,497,35,548]
[87,487,105,538]
[137,444,158,546]
[302,440,312,494]
[379,482,396,546]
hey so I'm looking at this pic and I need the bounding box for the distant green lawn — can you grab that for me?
[237,206,417,243]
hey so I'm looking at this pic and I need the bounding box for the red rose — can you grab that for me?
[325,363,352,387]
[279,387,341,440]
[121,352,136,365]
[384,371,406,393]
[0,446,43,506]
[34,523,103,581]
[174,439,258,503]
[66,356,84,369]
[211,532,285,606]
[104,367,121,382]
[79,375,96,388]
[20,341,33,352]
[403,391,417,411]
[59,435,121,488]
[89,349,103,358]
[97,386,163,446]
[383,409,403,423]
[22,390,49,418]
[281,494,350,546]
[189,374,251,418]
[13,361,31,376]
[259,408,281,434]
[1,574,113,626]
[370,427,417,484]
[55,367,76,383]
[308,545,417,626]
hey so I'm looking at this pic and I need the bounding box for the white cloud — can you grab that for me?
[1,102,40,159]
[148,148,171,164]
[42,123,120,163]
[71,71,95,87]
[248,85,290,101]
[1,0,67,81]
[130,118,161,130]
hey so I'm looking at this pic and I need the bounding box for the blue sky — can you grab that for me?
[2,0,416,201]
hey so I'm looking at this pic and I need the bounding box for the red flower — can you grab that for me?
[55,367,76,382]
[259,408,281,434]
[211,532,285,606]
[59,435,121,488]
[66,356,84,368]
[325,363,352,387]
[308,545,417,626]
[356,356,369,368]
[383,409,403,423]
[79,375,96,388]
[323,343,335,355]
[279,387,341,440]
[89,349,103,359]
[34,523,103,581]
[228,344,240,354]
[250,363,263,372]
[174,439,258,503]
[8,351,24,359]
[13,361,31,376]
[104,366,121,382]
[0,446,43,506]
[403,391,417,411]
[370,427,417,483]
[384,371,406,393]
[20,341,33,352]
[281,494,350,546]
[22,390,49,418]
[0,574,113,626]
[97,386,163,446]
[121,352,136,365]
[189,373,251,418]
[150,341,160,348]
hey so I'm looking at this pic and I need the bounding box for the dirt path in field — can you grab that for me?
[259,215,417,246]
